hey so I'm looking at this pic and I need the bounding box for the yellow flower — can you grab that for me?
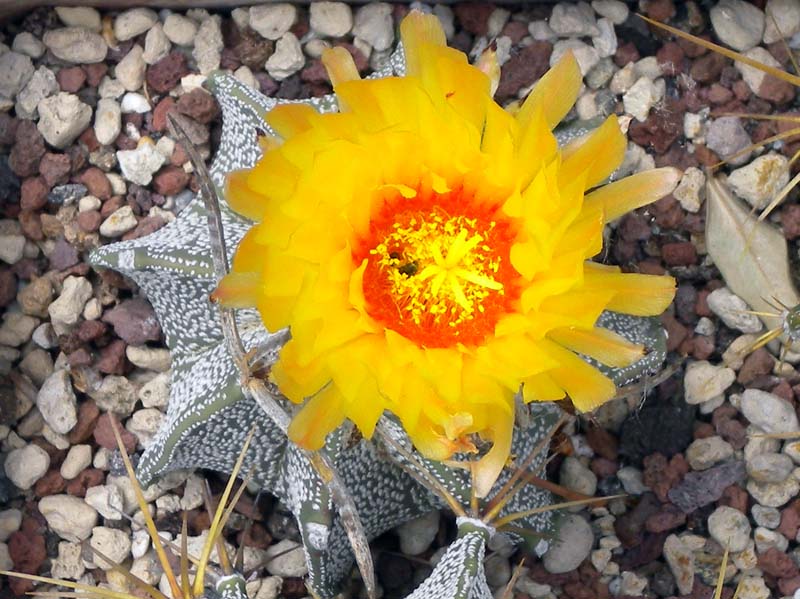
[214,12,679,496]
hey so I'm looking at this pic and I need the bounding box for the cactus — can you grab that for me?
[86,47,668,598]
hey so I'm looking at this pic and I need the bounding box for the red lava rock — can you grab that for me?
[0,269,17,307]
[628,101,684,154]
[39,152,72,187]
[737,348,775,385]
[152,97,176,133]
[585,425,618,460]
[20,176,49,211]
[643,0,676,21]
[176,88,220,124]
[83,63,108,87]
[49,238,80,271]
[453,2,495,36]
[96,338,130,375]
[34,469,66,496]
[94,413,137,452]
[590,457,618,478]
[758,75,795,105]
[78,127,100,153]
[8,520,46,591]
[651,195,685,229]
[68,348,92,367]
[661,312,689,352]
[691,335,715,360]
[19,211,43,241]
[68,400,100,443]
[56,66,86,92]
[707,83,733,105]
[102,298,162,345]
[690,52,728,84]
[779,499,800,535]
[718,484,749,513]
[643,453,688,503]
[237,522,272,549]
[501,20,528,44]
[782,204,800,239]
[661,241,697,266]
[645,503,687,533]
[79,167,112,200]
[496,41,552,101]
[146,51,190,94]
[693,422,715,439]
[656,41,685,76]
[9,121,46,177]
[228,24,274,70]
[779,576,800,596]
[77,209,103,232]
[153,165,190,195]
[171,142,189,166]
[717,419,747,449]
[66,467,105,496]
[614,41,640,67]
[122,215,167,241]
[76,319,108,343]
[759,547,800,578]
[615,493,661,548]
[101,195,125,218]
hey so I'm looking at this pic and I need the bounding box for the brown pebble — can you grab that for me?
[93,413,137,452]
[68,400,100,444]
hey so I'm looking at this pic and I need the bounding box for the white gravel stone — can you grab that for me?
[708,505,751,552]
[84,484,125,520]
[0,235,24,268]
[707,287,762,333]
[0,51,33,101]
[20,349,54,386]
[543,514,593,573]
[592,0,629,24]
[143,24,171,64]
[43,28,107,64]
[592,18,617,58]
[727,152,790,210]
[37,369,77,434]
[116,45,146,92]
[559,456,598,497]
[94,98,122,146]
[99,205,137,237]
[742,388,800,434]
[194,16,224,75]
[623,76,661,122]
[114,8,158,42]
[684,112,705,139]
[0,509,22,542]
[48,276,92,334]
[5,444,49,489]
[550,39,599,75]
[754,526,789,553]
[163,14,197,46]
[550,2,599,37]
[139,372,170,409]
[395,510,439,556]
[130,552,162,585]
[90,526,132,569]
[752,504,781,529]
[310,2,353,38]
[16,66,59,120]
[686,436,734,470]
[51,541,85,580]
[266,33,304,80]
[117,142,166,185]
[748,452,794,483]
[673,167,706,213]
[233,66,258,90]
[61,444,92,480]
[89,375,138,416]
[120,92,151,114]
[55,7,102,31]
[711,0,765,51]
[737,46,783,94]
[683,360,735,405]
[249,4,296,40]
[126,408,164,447]
[747,477,800,507]
[98,76,125,99]
[0,311,37,346]
[784,439,800,464]
[764,0,800,42]
[13,32,45,59]
[127,345,171,371]
[264,539,308,577]
[37,93,92,149]
[353,3,394,51]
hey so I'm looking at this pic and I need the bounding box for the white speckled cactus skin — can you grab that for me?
[89,46,667,599]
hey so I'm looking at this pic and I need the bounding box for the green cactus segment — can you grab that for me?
[214,574,249,599]
[406,519,493,599]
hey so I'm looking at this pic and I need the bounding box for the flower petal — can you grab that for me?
[548,326,645,368]
[560,115,626,189]
[287,384,346,450]
[583,167,682,223]
[516,50,582,132]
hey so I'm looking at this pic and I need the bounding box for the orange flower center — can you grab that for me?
[357,188,520,348]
